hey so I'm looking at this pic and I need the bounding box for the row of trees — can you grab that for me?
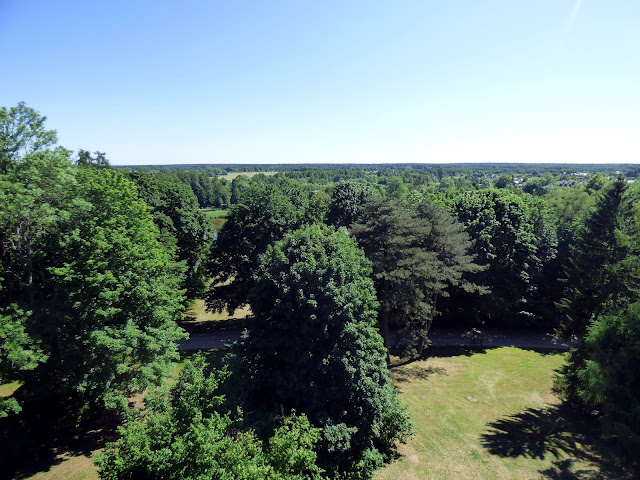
[554,177,640,452]
[1,104,412,479]
[3,102,639,474]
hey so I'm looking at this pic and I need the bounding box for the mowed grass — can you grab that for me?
[0,380,21,398]
[201,208,228,218]
[184,298,251,322]
[200,208,228,231]
[11,347,631,480]
[377,347,627,480]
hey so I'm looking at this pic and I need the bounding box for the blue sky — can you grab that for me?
[1,0,639,165]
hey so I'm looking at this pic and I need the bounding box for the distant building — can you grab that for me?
[557,180,576,187]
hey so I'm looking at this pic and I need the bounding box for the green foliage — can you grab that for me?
[385,176,408,199]
[585,172,609,194]
[444,189,558,327]
[208,176,325,314]
[37,168,186,416]
[351,198,484,355]
[0,306,46,417]
[577,303,640,453]
[0,149,187,424]
[556,177,628,340]
[0,102,57,173]
[326,180,377,228]
[129,170,214,297]
[75,149,111,168]
[494,174,513,189]
[232,224,411,479]
[96,356,323,480]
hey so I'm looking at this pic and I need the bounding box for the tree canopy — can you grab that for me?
[231,224,411,479]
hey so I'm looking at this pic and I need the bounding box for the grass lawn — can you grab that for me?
[9,347,633,480]
[184,298,251,323]
[200,208,228,231]
[201,208,229,218]
[0,380,21,398]
[377,347,631,480]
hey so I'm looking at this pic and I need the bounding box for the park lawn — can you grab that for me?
[13,347,631,480]
[377,347,628,480]
[200,208,228,231]
[184,298,251,323]
[0,380,21,397]
[201,208,228,218]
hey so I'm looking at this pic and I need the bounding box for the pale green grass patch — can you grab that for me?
[377,347,625,480]
[184,298,251,323]
[217,171,276,181]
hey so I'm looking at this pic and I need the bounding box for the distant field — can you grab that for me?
[377,347,630,480]
[200,208,228,230]
[217,171,276,181]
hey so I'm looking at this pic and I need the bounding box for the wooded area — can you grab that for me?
[2,103,639,479]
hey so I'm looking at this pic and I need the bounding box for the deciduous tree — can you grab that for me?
[232,224,411,479]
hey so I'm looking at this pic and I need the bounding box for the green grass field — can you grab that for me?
[201,208,229,218]
[217,171,276,182]
[9,347,632,480]
[200,208,228,231]
[377,347,630,480]
[184,298,251,323]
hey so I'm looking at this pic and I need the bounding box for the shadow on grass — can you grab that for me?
[480,405,637,479]
[388,345,490,363]
[0,405,119,480]
[391,365,447,383]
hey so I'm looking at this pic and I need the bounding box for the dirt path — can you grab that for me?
[178,328,575,351]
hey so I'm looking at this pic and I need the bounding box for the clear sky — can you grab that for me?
[1,0,639,165]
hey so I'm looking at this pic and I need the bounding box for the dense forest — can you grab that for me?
[2,103,640,478]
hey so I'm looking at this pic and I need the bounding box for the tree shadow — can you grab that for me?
[539,459,610,480]
[391,365,447,383]
[0,401,119,480]
[480,405,637,479]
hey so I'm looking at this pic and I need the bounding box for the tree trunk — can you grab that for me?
[379,311,390,362]
[416,293,438,358]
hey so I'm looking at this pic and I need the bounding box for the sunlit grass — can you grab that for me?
[217,171,276,182]
[184,298,251,323]
[377,347,629,480]
[0,380,21,398]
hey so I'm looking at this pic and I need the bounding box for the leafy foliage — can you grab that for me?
[96,356,323,480]
[556,177,629,340]
[0,306,45,417]
[351,198,484,355]
[444,189,558,327]
[129,170,214,297]
[36,168,186,416]
[326,180,377,228]
[232,224,411,479]
[207,176,325,314]
[577,303,640,453]
[0,102,57,173]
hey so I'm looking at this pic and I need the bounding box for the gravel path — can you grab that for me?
[178,327,575,351]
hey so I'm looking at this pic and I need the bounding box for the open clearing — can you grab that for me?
[8,347,632,480]
[377,347,630,480]
[184,298,251,323]
[217,171,277,182]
